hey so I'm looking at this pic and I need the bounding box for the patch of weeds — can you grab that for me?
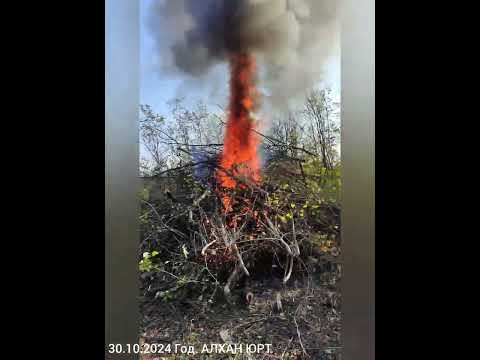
[139,251,160,272]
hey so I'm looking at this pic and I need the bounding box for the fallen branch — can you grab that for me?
[153,160,215,176]
[224,264,241,298]
[201,239,217,256]
[294,316,309,358]
[283,256,294,284]
[232,243,250,277]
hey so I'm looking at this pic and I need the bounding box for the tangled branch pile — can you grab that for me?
[139,160,340,306]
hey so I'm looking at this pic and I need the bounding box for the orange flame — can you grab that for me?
[217,52,260,210]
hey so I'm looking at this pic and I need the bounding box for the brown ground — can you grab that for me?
[139,254,341,360]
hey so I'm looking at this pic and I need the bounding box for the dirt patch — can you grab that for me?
[140,258,341,360]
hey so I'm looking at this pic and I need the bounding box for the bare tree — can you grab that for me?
[140,89,339,178]
[269,111,302,159]
[139,104,169,173]
[303,89,340,170]
[140,100,225,176]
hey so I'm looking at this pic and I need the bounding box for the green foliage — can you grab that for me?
[282,350,302,359]
[265,155,341,223]
[138,186,150,202]
[139,186,152,226]
[181,244,189,259]
[177,275,189,287]
[139,250,159,272]
[158,290,175,302]
[185,331,200,344]
[303,156,341,203]
[310,233,335,252]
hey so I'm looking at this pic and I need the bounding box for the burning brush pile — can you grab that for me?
[139,1,341,356]
[140,177,340,303]
[139,51,340,306]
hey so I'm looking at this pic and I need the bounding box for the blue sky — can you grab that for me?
[140,0,340,116]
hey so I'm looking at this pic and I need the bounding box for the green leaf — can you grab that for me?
[181,245,189,259]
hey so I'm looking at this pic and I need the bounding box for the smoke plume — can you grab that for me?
[147,0,340,107]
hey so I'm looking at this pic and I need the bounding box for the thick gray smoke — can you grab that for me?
[147,0,339,108]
